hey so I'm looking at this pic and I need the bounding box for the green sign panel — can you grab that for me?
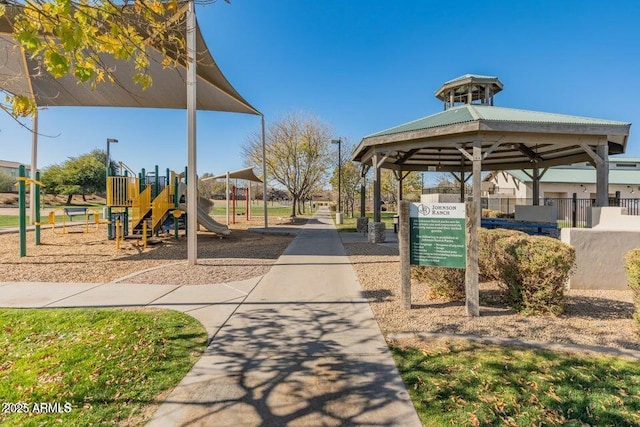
[409,203,466,269]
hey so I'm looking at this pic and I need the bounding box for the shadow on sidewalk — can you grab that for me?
[155,303,417,426]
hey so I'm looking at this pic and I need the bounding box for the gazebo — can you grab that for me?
[352,74,631,316]
[353,74,631,221]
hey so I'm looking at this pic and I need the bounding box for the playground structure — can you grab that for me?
[48,208,104,234]
[204,167,263,226]
[106,165,229,247]
[16,165,43,257]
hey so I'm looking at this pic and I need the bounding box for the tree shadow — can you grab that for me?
[564,296,635,320]
[152,304,419,426]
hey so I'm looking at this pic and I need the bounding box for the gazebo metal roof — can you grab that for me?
[353,104,630,172]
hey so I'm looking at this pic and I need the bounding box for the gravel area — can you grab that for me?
[0,218,296,284]
[343,241,640,352]
[4,215,639,354]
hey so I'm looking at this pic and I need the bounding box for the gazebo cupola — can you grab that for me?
[435,74,503,110]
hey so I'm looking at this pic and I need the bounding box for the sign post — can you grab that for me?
[399,201,467,310]
[409,202,466,268]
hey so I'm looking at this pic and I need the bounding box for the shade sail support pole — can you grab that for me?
[261,114,268,229]
[186,0,197,266]
[30,110,38,225]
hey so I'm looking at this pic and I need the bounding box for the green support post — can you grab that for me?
[155,165,159,198]
[166,168,170,186]
[141,168,146,193]
[18,165,26,257]
[35,171,41,245]
[107,168,113,240]
[174,176,179,240]
[183,166,188,235]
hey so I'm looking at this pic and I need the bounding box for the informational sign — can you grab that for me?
[409,203,466,268]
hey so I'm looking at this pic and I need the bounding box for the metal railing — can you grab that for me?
[107,176,139,207]
[481,196,640,228]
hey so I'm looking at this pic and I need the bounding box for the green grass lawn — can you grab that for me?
[209,203,316,218]
[0,308,207,426]
[391,341,640,426]
[333,211,397,232]
[0,215,90,228]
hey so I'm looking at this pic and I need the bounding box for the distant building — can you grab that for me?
[484,157,640,201]
[0,160,31,178]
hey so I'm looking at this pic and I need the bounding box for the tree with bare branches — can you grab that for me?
[243,112,332,217]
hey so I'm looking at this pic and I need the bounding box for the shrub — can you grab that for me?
[411,266,466,301]
[478,228,527,281]
[624,248,640,326]
[495,235,575,315]
[482,209,513,219]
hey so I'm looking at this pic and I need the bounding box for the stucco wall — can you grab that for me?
[561,228,636,290]
[514,205,557,222]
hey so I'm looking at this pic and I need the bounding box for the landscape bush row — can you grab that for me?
[624,249,640,327]
[412,228,576,315]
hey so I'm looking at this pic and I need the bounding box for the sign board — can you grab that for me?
[409,202,466,268]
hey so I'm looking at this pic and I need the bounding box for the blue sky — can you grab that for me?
[2,0,639,184]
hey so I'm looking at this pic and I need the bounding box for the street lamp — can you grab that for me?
[106,138,118,176]
[331,138,342,224]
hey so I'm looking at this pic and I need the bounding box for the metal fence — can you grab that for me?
[482,196,640,228]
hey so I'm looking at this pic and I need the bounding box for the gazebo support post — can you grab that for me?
[396,171,403,207]
[581,142,610,207]
[532,164,540,205]
[459,170,465,203]
[360,179,366,217]
[458,142,481,317]
[373,153,381,223]
[596,143,609,207]
[359,164,369,218]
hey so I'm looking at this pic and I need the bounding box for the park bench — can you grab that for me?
[63,207,94,221]
[481,218,559,238]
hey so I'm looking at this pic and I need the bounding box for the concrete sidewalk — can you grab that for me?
[148,207,420,426]
[0,207,421,426]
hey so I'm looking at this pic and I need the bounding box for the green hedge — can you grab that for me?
[411,266,466,301]
[496,235,575,315]
[624,248,640,327]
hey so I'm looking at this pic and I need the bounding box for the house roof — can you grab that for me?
[503,158,640,185]
[0,160,27,169]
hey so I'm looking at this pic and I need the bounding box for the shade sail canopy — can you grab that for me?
[207,167,262,182]
[353,104,630,172]
[0,4,259,114]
